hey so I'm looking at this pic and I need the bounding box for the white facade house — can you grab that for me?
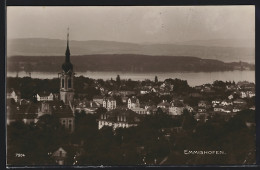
[131,107,147,115]
[220,100,233,106]
[128,96,140,109]
[169,106,184,116]
[37,93,54,101]
[98,108,140,130]
[103,97,116,110]
[7,90,20,102]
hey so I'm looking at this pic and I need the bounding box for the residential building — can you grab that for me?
[220,100,233,106]
[146,105,157,115]
[131,107,147,115]
[93,95,104,105]
[97,108,141,130]
[228,95,234,100]
[128,96,140,109]
[75,99,100,114]
[103,97,116,110]
[36,92,54,101]
[52,147,67,165]
[169,100,185,116]
[157,100,170,109]
[7,89,21,102]
[198,100,210,108]
[233,99,247,105]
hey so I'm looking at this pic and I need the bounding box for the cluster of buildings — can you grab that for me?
[91,80,255,129]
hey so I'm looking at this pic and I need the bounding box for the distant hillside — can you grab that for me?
[7,38,255,63]
[174,38,254,48]
[7,55,255,73]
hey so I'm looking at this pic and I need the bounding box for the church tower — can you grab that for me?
[60,28,75,105]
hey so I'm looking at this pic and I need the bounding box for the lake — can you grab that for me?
[7,70,255,87]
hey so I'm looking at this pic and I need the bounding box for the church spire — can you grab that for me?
[62,27,73,73]
[65,27,70,62]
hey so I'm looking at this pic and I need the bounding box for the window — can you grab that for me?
[62,79,64,88]
[68,78,72,88]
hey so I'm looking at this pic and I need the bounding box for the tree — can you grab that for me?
[181,110,196,131]
[116,75,121,84]
[154,76,158,83]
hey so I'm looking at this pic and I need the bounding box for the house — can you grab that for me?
[19,99,30,106]
[112,90,135,96]
[213,105,232,113]
[194,86,203,91]
[103,97,116,110]
[233,107,242,113]
[249,106,255,110]
[37,101,76,132]
[143,101,155,110]
[157,100,170,109]
[237,81,255,90]
[93,95,104,105]
[54,105,75,133]
[128,96,140,109]
[201,88,215,93]
[52,147,67,165]
[226,84,237,91]
[197,107,207,113]
[51,144,85,166]
[200,84,213,93]
[150,87,158,93]
[228,95,234,100]
[36,92,54,102]
[221,106,233,113]
[240,91,247,98]
[168,100,185,116]
[233,99,247,105]
[158,90,171,96]
[198,100,210,108]
[6,99,40,125]
[214,106,224,112]
[36,92,54,101]
[122,96,128,103]
[220,100,233,106]
[212,99,221,107]
[185,105,194,113]
[246,90,255,98]
[189,93,202,98]
[97,108,141,130]
[140,87,150,95]
[75,99,100,114]
[7,89,21,102]
[131,107,147,115]
[194,113,209,122]
[145,105,157,115]
[21,113,38,124]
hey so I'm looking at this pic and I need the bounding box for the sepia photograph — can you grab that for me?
[6,6,255,166]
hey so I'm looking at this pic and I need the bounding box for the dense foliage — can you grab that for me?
[7,109,255,165]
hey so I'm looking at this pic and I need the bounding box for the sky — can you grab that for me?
[7,6,255,44]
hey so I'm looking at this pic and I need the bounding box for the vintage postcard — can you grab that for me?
[6,6,255,166]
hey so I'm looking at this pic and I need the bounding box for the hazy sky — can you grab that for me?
[7,6,255,43]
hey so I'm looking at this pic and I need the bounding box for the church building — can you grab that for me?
[7,28,76,133]
[59,28,75,106]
